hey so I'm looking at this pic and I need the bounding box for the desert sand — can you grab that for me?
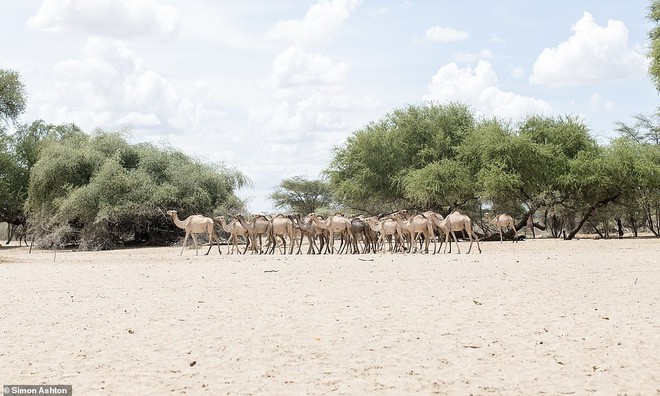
[1,237,658,395]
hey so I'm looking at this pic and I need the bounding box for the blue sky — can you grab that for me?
[1,1,657,213]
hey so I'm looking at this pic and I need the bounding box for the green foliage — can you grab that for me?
[270,176,334,214]
[0,69,27,124]
[27,130,249,249]
[649,0,660,92]
[402,158,476,210]
[325,101,659,238]
[326,102,475,212]
[615,112,660,146]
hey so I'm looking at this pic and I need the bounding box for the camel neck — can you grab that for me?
[171,213,186,229]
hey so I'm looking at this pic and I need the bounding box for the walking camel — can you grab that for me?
[215,216,249,254]
[363,215,404,252]
[167,210,222,255]
[484,212,516,243]
[269,214,295,254]
[309,213,351,254]
[390,212,436,254]
[440,211,481,254]
[233,214,272,254]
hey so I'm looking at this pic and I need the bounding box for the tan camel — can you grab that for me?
[309,212,351,254]
[269,214,294,254]
[167,210,222,255]
[233,214,272,254]
[363,216,403,253]
[215,216,249,254]
[439,211,481,254]
[390,212,436,254]
[291,213,327,254]
[484,212,516,243]
[423,210,450,253]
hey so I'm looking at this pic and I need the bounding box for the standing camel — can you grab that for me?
[309,213,351,254]
[390,212,435,254]
[363,216,402,253]
[215,216,249,254]
[167,210,222,255]
[269,214,295,254]
[484,212,516,243]
[440,211,481,254]
[292,213,327,254]
[233,214,272,254]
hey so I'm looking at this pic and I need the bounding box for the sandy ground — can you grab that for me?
[1,237,658,395]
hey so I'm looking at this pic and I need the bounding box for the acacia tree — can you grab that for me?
[27,130,249,249]
[0,69,28,231]
[326,102,476,214]
[613,114,660,234]
[0,69,26,125]
[270,176,334,214]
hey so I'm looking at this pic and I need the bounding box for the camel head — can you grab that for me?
[166,210,177,218]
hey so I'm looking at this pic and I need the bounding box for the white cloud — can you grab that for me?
[267,0,361,47]
[424,26,468,43]
[530,12,648,86]
[34,37,206,135]
[425,60,551,120]
[453,49,492,63]
[28,0,179,39]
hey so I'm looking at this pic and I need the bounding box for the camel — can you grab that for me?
[215,216,249,254]
[269,214,295,254]
[291,213,327,254]
[390,212,436,254]
[233,214,272,254]
[166,210,222,255]
[484,212,516,243]
[308,212,351,254]
[423,210,450,253]
[439,211,481,254]
[363,215,403,253]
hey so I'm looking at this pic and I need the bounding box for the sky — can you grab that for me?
[1,0,658,213]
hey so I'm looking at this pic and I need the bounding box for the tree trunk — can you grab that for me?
[564,195,619,240]
[616,218,624,238]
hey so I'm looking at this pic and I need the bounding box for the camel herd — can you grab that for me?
[167,209,519,256]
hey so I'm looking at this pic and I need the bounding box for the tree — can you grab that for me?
[326,102,476,213]
[0,69,27,125]
[270,176,334,214]
[615,112,660,146]
[649,0,660,92]
[27,129,249,249]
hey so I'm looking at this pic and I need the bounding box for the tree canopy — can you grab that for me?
[26,129,249,249]
[270,176,334,214]
[325,102,660,239]
[0,69,26,125]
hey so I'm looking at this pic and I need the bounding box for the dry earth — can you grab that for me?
[1,237,658,395]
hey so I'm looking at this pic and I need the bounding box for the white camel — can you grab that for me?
[167,210,222,255]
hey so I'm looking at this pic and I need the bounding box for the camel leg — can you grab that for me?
[474,232,482,253]
[180,231,191,255]
[192,234,199,255]
[445,231,460,254]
